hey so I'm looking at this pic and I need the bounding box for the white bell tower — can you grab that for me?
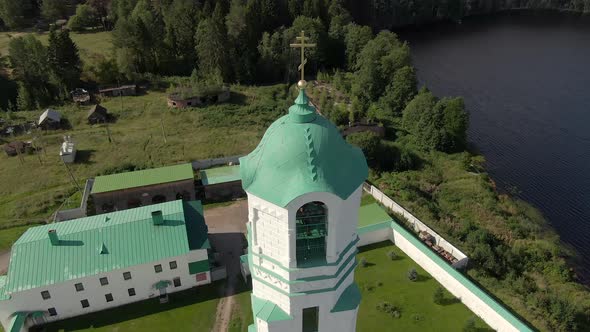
[240,34,368,331]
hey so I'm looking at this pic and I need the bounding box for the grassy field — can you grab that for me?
[0,30,112,62]
[36,281,222,332]
[0,84,289,249]
[229,281,254,332]
[355,242,490,331]
[231,242,491,331]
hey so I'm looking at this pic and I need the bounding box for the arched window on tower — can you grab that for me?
[296,201,328,267]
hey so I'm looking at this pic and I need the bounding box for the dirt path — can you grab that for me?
[205,201,249,332]
[0,250,10,275]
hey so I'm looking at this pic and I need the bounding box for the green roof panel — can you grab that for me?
[331,282,361,312]
[200,165,241,186]
[240,89,368,207]
[251,294,292,322]
[358,203,392,228]
[188,260,210,275]
[91,163,194,194]
[5,200,208,294]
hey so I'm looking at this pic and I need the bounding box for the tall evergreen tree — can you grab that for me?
[41,0,68,22]
[0,0,32,28]
[195,7,230,82]
[47,28,82,90]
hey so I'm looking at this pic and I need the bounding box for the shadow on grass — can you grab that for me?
[413,274,431,283]
[358,240,393,253]
[439,297,461,306]
[75,149,96,164]
[34,281,225,332]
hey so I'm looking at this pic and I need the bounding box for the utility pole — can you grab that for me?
[117,79,124,113]
[63,160,82,193]
[105,122,113,143]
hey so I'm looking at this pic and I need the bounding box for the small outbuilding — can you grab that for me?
[91,163,196,214]
[99,85,137,97]
[71,88,91,104]
[87,104,109,124]
[199,165,244,201]
[167,86,230,109]
[60,136,76,163]
[38,109,62,130]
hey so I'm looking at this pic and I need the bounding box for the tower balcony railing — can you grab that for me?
[296,223,327,240]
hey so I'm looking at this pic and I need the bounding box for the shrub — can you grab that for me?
[407,268,418,281]
[433,286,444,305]
[463,318,477,332]
[376,301,401,318]
[387,250,397,260]
[359,257,368,268]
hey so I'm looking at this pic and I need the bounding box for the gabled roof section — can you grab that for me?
[331,283,361,312]
[5,200,208,294]
[240,89,368,207]
[91,163,194,194]
[200,165,241,186]
[38,109,61,124]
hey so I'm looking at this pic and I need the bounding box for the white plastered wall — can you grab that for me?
[0,249,210,330]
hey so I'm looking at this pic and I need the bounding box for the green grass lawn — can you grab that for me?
[231,242,491,332]
[356,242,491,331]
[0,31,112,62]
[0,84,289,249]
[229,281,254,332]
[36,281,222,332]
[0,225,29,252]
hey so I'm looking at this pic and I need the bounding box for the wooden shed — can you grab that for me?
[38,109,62,130]
[88,105,109,124]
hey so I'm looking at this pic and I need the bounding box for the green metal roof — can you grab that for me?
[240,89,368,207]
[251,294,292,322]
[0,276,9,300]
[200,165,241,186]
[331,282,361,312]
[358,203,392,228]
[4,200,209,294]
[91,163,194,194]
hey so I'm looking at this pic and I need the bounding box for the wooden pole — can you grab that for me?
[160,117,167,143]
[105,122,113,143]
[63,160,82,193]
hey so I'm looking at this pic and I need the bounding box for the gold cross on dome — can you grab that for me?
[290,30,316,82]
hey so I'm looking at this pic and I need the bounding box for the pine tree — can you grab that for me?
[47,28,82,89]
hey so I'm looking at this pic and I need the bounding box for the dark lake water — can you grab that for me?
[399,12,590,282]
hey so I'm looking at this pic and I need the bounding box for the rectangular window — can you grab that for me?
[75,283,84,292]
[41,290,50,300]
[173,277,181,287]
[302,307,319,332]
[196,272,207,282]
[99,277,109,286]
[105,293,114,302]
[123,271,132,280]
[81,299,89,308]
[169,261,177,270]
[128,288,136,296]
[154,264,163,273]
[48,308,57,316]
